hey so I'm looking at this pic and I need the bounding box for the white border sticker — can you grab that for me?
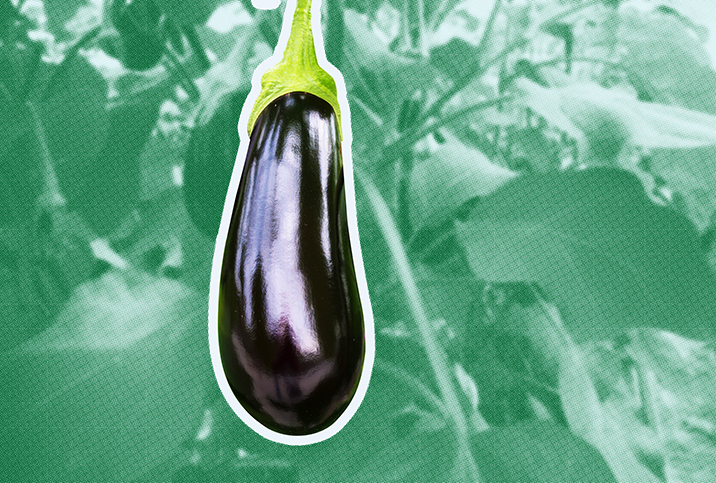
[208,0,376,446]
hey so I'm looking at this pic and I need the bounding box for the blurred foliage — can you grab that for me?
[3,0,716,481]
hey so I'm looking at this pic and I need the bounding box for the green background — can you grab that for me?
[2,0,716,481]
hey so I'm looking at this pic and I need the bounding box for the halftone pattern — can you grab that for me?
[3,0,716,481]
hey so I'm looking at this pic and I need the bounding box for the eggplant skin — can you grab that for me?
[219,92,365,436]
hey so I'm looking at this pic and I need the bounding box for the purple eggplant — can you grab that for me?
[218,91,364,435]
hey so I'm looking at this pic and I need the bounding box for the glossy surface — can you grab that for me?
[219,92,364,435]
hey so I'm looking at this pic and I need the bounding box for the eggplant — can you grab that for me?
[214,0,371,441]
[218,91,365,435]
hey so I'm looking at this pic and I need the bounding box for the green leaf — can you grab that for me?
[648,145,716,231]
[194,22,264,124]
[289,355,457,483]
[60,66,172,236]
[185,88,249,239]
[454,167,716,344]
[470,421,617,483]
[408,130,517,232]
[0,123,43,227]
[510,76,716,230]
[428,1,487,83]
[527,299,662,482]
[38,54,123,235]
[1,269,211,481]
[649,0,716,63]
[510,78,583,139]
[42,0,87,38]
[342,9,438,118]
[430,38,481,85]
[157,0,222,25]
[512,78,716,152]
[38,54,109,195]
[585,328,716,482]
[618,8,716,114]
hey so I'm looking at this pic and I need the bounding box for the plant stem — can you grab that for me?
[414,0,502,133]
[476,0,502,69]
[482,0,603,72]
[386,94,513,157]
[324,0,344,70]
[413,0,429,58]
[182,23,211,72]
[26,101,65,208]
[164,46,201,101]
[407,0,604,150]
[375,358,447,415]
[355,168,481,482]
[40,26,102,101]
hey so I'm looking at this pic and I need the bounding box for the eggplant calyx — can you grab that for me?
[247,0,342,139]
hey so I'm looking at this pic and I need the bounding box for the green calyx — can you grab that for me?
[247,0,342,139]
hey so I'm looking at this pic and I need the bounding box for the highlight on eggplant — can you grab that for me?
[208,0,375,445]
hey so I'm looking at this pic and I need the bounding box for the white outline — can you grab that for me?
[252,0,281,10]
[208,0,375,446]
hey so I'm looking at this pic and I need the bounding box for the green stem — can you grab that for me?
[412,0,502,136]
[386,94,513,158]
[26,101,65,208]
[356,169,481,482]
[247,0,341,137]
[375,358,447,415]
[405,0,603,149]
[482,0,603,72]
[476,0,502,69]
[324,0,344,71]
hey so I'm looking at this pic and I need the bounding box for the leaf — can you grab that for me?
[38,53,109,199]
[510,78,583,139]
[139,124,185,202]
[342,9,438,117]
[0,125,43,226]
[204,1,253,36]
[185,88,249,239]
[430,38,481,85]
[429,1,490,48]
[408,130,517,232]
[78,68,172,236]
[37,206,96,293]
[194,22,262,127]
[42,0,87,38]
[531,299,662,482]
[512,78,716,152]
[470,421,617,483]
[647,0,716,65]
[604,329,716,482]
[454,167,716,344]
[120,188,214,290]
[648,145,716,231]
[428,2,488,83]
[1,269,210,481]
[618,8,716,114]
[38,53,166,237]
[157,0,222,25]
[289,355,458,483]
